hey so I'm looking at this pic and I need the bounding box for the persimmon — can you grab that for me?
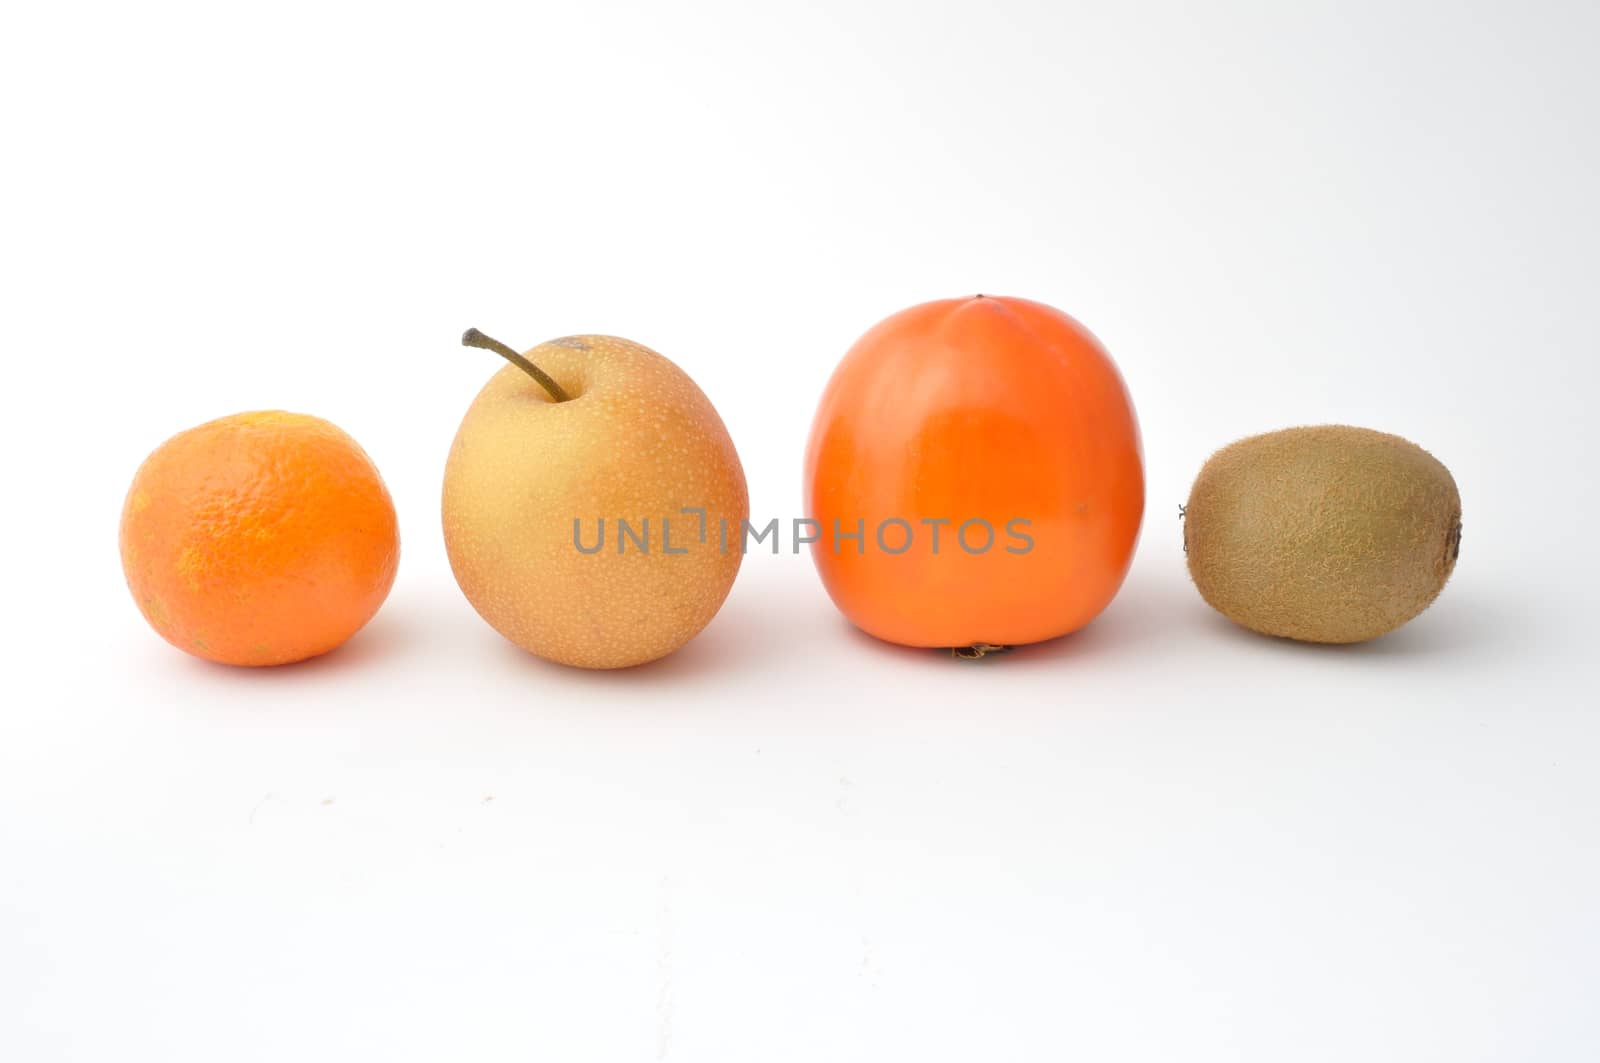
[803,295,1144,650]
[120,411,400,666]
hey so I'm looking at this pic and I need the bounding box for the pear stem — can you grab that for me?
[461,328,571,403]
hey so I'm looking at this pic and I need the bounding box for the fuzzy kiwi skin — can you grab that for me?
[1184,425,1462,643]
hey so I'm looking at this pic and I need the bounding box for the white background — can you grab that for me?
[3,1,1598,1060]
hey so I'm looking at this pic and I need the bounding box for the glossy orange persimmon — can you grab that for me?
[804,295,1144,648]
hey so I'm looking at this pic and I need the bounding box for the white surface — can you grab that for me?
[3,2,1599,1060]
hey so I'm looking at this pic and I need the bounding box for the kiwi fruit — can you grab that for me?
[1184,425,1461,643]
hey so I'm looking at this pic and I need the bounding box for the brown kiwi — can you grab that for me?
[1184,425,1461,643]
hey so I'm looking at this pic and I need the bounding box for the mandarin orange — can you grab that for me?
[120,411,399,666]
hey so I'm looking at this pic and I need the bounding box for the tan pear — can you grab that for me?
[443,330,748,668]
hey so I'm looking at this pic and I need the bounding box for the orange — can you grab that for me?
[804,295,1144,649]
[119,411,400,666]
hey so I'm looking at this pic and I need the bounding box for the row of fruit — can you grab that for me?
[120,295,1461,669]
